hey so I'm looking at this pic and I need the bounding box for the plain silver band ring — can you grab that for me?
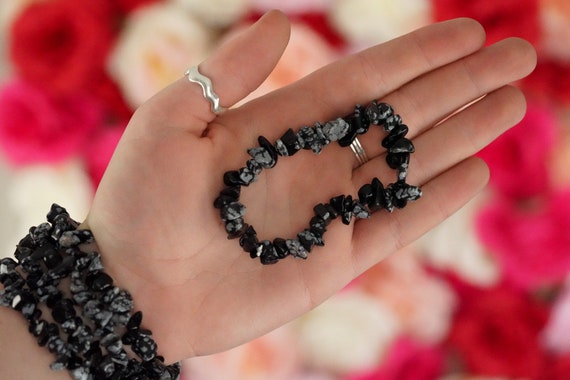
[350,137,369,166]
[185,65,226,115]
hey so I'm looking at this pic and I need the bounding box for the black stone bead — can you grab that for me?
[366,101,394,125]
[329,195,346,215]
[213,194,235,209]
[132,333,158,362]
[221,186,241,200]
[47,203,68,223]
[272,238,289,259]
[47,255,74,280]
[322,118,350,142]
[337,125,358,147]
[86,271,114,292]
[223,170,248,187]
[382,124,409,149]
[220,202,246,221]
[58,230,94,248]
[248,139,277,169]
[309,216,327,236]
[285,239,308,259]
[352,201,371,219]
[313,203,333,225]
[298,229,321,251]
[52,298,76,323]
[384,187,395,212]
[44,247,63,269]
[258,135,278,164]
[108,289,134,314]
[239,226,259,253]
[225,218,248,239]
[29,319,47,337]
[325,203,340,219]
[386,152,410,169]
[30,223,52,245]
[382,114,403,132]
[278,128,301,156]
[259,240,279,265]
[358,183,374,205]
[0,257,17,275]
[127,311,143,331]
[369,177,387,212]
[388,138,414,154]
[246,158,263,176]
[298,126,317,150]
[340,195,354,225]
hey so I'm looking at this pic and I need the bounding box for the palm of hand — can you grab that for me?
[85,11,536,362]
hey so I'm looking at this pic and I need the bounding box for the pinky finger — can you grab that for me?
[351,156,490,274]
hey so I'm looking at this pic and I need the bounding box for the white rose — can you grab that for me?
[294,291,400,374]
[251,0,332,14]
[2,160,92,257]
[108,2,214,109]
[173,0,251,28]
[415,194,500,287]
[329,0,432,47]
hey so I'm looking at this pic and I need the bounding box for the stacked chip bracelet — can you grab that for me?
[0,204,181,380]
[214,101,422,265]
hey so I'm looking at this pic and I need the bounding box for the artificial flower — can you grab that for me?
[172,0,251,27]
[416,194,500,287]
[358,248,457,344]
[541,283,570,354]
[236,21,338,104]
[476,190,570,289]
[539,0,570,62]
[2,160,92,257]
[83,124,125,188]
[477,102,557,199]
[107,2,213,109]
[0,80,102,166]
[447,286,549,378]
[8,0,115,94]
[181,325,300,380]
[521,59,570,104]
[251,0,332,14]
[348,337,445,380]
[329,0,431,47]
[295,291,400,375]
[432,0,540,45]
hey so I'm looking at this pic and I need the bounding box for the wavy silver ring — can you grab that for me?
[185,65,226,115]
[350,137,369,166]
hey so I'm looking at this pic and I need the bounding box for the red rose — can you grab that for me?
[349,337,444,380]
[477,103,557,199]
[448,286,549,378]
[476,190,570,289]
[539,354,570,380]
[0,80,102,165]
[521,59,570,105]
[432,0,540,45]
[9,0,115,94]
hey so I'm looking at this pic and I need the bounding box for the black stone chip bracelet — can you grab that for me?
[0,204,181,380]
[214,101,422,265]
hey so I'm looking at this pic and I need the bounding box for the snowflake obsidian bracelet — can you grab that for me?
[213,100,422,265]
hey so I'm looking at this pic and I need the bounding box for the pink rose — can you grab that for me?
[348,337,444,380]
[476,190,570,289]
[83,124,125,188]
[477,103,557,199]
[0,80,102,166]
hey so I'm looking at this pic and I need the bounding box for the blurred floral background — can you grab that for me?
[1,0,570,379]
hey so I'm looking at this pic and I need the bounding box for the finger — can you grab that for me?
[222,17,486,143]
[138,10,291,135]
[354,85,527,187]
[354,37,536,162]
[352,156,490,274]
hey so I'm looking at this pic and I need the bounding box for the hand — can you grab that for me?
[84,11,536,363]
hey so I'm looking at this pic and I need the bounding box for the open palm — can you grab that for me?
[84,11,536,363]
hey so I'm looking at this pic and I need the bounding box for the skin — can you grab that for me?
[0,11,537,379]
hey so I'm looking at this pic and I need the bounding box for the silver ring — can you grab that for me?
[185,65,226,115]
[350,137,369,166]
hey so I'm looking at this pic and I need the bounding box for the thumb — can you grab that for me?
[143,10,291,134]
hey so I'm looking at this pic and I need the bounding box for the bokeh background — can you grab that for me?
[1,0,570,379]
